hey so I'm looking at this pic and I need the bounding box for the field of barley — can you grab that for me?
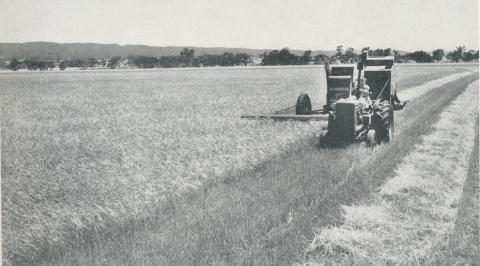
[1,64,478,265]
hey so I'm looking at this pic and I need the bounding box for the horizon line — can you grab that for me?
[1,41,478,54]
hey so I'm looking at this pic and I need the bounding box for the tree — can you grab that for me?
[22,58,52,71]
[344,47,357,63]
[261,48,299,65]
[87,58,97,68]
[108,57,121,69]
[221,52,236,66]
[463,50,478,62]
[24,59,35,70]
[432,49,444,62]
[335,45,344,62]
[408,51,433,63]
[450,46,465,62]
[313,54,329,64]
[196,54,221,67]
[234,53,250,66]
[278,48,298,65]
[8,58,20,71]
[66,59,86,69]
[369,48,391,57]
[262,50,279,65]
[133,56,158,68]
[299,50,312,65]
[393,50,400,62]
[336,45,344,56]
[59,61,66,70]
[180,48,195,67]
[46,61,55,70]
[159,56,180,68]
[334,46,357,63]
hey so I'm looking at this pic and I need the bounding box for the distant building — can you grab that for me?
[252,57,262,66]
[118,58,130,69]
[439,56,449,63]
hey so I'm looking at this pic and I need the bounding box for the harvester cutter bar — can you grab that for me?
[240,114,328,121]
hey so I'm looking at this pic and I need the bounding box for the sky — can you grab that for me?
[0,0,478,51]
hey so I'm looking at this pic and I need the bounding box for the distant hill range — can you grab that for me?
[0,42,337,60]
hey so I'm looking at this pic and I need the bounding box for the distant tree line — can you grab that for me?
[6,58,56,71]
[130,50,251,68]
[261,45,478,66]
[366,46,479,63]
[4,48,254,71]
[261,48,336,65]
[4,46,479,71]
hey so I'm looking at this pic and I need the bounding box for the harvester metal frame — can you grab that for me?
[241,50,405,146]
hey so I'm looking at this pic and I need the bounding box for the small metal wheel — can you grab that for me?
[296,93,312,115]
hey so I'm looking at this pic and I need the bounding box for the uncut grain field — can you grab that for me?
[0,64,477,265]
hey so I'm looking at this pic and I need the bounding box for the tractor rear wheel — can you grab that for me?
[373,100,393,143]
[296,93,312,115]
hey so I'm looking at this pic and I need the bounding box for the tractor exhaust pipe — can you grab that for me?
[355,50,368,99]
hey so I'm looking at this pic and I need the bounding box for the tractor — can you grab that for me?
[316,51,405,146]
[241,50,406,147]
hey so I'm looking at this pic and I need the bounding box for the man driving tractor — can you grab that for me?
[356,75,406,108]
[358,77,370,104]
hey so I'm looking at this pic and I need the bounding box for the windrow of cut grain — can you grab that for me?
[304,80,479,265]
[400,70,477,101]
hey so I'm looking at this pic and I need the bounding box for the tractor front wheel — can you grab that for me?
[318,129,329,147]
[366,129,377,147]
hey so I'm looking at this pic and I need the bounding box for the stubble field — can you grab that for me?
[0,64,478,265]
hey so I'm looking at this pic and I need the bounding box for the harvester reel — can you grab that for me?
[296,93,312,115]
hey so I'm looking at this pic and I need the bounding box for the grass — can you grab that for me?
[422,116,479,265]
[1,64,477,264]
[305,79,479,265]
[28,72,479,265]
[1,67,324,264]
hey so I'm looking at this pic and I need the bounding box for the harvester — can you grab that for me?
[241,50,406,147]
